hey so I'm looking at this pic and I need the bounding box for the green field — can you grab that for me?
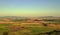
[0,23,59,35]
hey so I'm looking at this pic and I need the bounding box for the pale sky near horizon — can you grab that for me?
[0,0,60,17]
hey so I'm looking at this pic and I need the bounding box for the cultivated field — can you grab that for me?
[0,16,60,35]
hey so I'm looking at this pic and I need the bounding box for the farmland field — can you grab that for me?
[0,17,60,35]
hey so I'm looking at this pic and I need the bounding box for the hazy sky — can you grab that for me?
[0,0,60,17]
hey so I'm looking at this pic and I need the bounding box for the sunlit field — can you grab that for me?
[0,16,60,35]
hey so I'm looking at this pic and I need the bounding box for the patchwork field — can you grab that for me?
[0,17,60,35]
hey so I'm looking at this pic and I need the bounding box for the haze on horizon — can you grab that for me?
[0,0,60,17]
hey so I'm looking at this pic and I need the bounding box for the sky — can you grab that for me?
[0,0,60,17]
